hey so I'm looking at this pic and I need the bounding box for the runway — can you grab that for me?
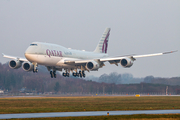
[0,110,180,119]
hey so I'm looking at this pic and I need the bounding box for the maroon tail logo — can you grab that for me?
[102,31,110,53]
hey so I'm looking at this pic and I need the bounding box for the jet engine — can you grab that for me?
[120,58,133,68]
[22,62,34,71]
[86,61,100,71]
[9,60,22,69]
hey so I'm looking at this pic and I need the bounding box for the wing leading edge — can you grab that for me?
[63,50,177,65]
[2,53,28,62]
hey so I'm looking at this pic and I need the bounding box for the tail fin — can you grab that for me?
[94,28,111,54]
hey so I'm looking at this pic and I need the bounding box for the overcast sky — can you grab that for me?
[0,0,179,78]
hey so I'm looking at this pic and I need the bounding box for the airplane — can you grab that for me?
[2,28,177,78]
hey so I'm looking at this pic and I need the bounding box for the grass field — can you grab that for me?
[0,114,179,120]
[0,96,180,114]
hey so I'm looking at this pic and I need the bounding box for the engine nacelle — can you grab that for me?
[22,62,34,71]
[9,60,22,69]
[86,61,100,71]
[120,58,133,68]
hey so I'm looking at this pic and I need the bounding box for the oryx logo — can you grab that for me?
[102,30,110,53]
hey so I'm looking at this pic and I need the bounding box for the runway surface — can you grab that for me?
[0,110,180,119]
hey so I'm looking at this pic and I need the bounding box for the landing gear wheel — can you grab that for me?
[33,63,38,73]
[33,68,38,73]
[73,72,76,77]
[62,72,69,77]
[76,73,79,77]
[83,74,86,78]
[67,73,69,77]
[50,70,56,78]
[72,72,79,77]
[79,71,82,78]
[62,73,66,77]
[82,70,85,78]
[53,71,56,78]
[50,71,53,78]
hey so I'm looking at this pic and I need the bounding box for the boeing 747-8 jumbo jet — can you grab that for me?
[2,28,177,78]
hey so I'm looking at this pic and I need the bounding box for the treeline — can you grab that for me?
[89,73,180,86]
[97,72,143,84]
[0,63,180,94]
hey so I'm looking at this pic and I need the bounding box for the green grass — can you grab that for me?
[2,114,180,120]
[0,96,180,114]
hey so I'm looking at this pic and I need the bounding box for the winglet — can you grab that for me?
[163,50,178,54]
[2,53,5,56]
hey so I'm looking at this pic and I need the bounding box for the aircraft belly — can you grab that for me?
[56,63,76,69]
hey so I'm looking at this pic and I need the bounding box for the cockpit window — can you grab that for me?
[30,44,38,46]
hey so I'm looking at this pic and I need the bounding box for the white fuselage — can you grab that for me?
[25,42,108,68]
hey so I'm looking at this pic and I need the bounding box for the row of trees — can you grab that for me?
[97,72,144,84]
[96,73,180,85]
[0,63,180,94]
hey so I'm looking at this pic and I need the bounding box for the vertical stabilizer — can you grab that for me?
[94,28,110,54]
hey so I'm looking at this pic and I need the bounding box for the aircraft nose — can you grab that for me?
[25,48,29,59]
[25,47,31,54]
[24,47,33,59]
[24,47,36,62]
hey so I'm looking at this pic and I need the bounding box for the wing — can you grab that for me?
[2,53,28,62]
[64,50,177,66]
[101,50,177,61]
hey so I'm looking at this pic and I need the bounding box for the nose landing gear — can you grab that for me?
[33,68,38,73]
[33,63,38,73]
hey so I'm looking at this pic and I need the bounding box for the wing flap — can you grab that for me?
[62,58,93,65]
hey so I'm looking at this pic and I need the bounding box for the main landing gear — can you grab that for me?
[76,70,85,78]
[50,70,56,78]
[62,72,70,77]
[63,70,85,78]
[48,69,86,78]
